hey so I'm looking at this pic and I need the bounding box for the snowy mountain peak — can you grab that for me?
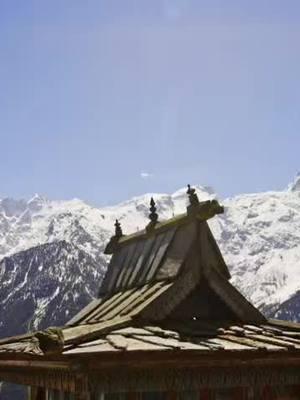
[288,173,300,192]
[27,194,48,212]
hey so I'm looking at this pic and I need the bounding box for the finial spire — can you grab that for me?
[104,219,125,254]
[187,184,199,206]
[149,197,158,223]
[114,219,123,238]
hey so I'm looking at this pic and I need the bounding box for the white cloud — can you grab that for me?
[140,171,154,179]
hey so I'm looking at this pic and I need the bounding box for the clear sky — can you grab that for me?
[0,1,300,205]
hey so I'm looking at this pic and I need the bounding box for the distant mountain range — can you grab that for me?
[1,175,300,343]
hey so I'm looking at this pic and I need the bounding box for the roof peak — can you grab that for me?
[104,199,224,254]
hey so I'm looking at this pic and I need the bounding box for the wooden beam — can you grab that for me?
[26,386,46,400]
[203,263,265,324]
[0,360,71,370]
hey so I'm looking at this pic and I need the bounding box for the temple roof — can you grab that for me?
[0,188,300,366]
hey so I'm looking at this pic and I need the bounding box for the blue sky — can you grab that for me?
[0,1,300,205]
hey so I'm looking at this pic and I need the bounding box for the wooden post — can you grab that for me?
[28,387,47,400]
[199,388,214,400]
[261,386,274,400]
[74,373,91,400]
[233,388,248,400]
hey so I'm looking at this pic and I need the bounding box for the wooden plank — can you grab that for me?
[140,246,201,321]
[119,282,163,316]
[144,228,176,282]
[88,289,136,323]
[206,338,254,350]
[270,334,300,346]
[128,282,172,317]
[64,342,118,354]
[67,298,102,326]
[218,334,284,350]
[144,326,181,339]
[78,338,108,347]
[121,239,145,288]
[106,247,129,293]
[268,318,300,331]
[228,326,246,336]
[131,334,210,350]
[85,291,125,323]
[0,360,71,369]
[0,332,33,346]
[114,242,138,291]
[243,325,264,334]
[204,265,266,324]
[243,334,297,350]
[156,223,195,281]
[111,327,153,336]
[106,334,171,351]
[138,232,167,283]
[101,287,151,321]
[99,251,125,295]
[205,222,231,280]
[62,315,132,345]
[127,236,156,286]
[116,284,152,317]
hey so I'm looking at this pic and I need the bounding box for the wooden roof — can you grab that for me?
[1,318,300,358]
[0,193,300,371]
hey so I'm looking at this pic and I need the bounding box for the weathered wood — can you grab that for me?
[64,342,119,354]
[35,328,64,355]
[63,316,132,345]
[218,334,284,350]
[166,390,177,400]
[128,283,172,318]
[268,319,300,331]
[204,265,266,324]
[127,236,155,286]
[233,387,248,400]
[85,291,125,323]
[0,368,77,392]
[74,373,90,400]
[156,222,196,281]
[204,222,231,280]
[99,250,127,295]
[138,232,168,282]
[140,246,201,321]
[245,334,297,350]
[88,365,300,393]
[144,228,176,282]
[199,389,214,400]
[67,298,103,326]
[115,242,138,291]
[122,240,145,288]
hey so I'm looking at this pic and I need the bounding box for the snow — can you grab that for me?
[287,172,300,192]
[0,179,299,314]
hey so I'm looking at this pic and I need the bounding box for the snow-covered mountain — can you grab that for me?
[211,173,300,320]
[0,241,101,337]
[0,176,300,342]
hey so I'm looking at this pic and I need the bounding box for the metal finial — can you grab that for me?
[114,219,123,238]
[149,197,158,223]
[187,184,199,206]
